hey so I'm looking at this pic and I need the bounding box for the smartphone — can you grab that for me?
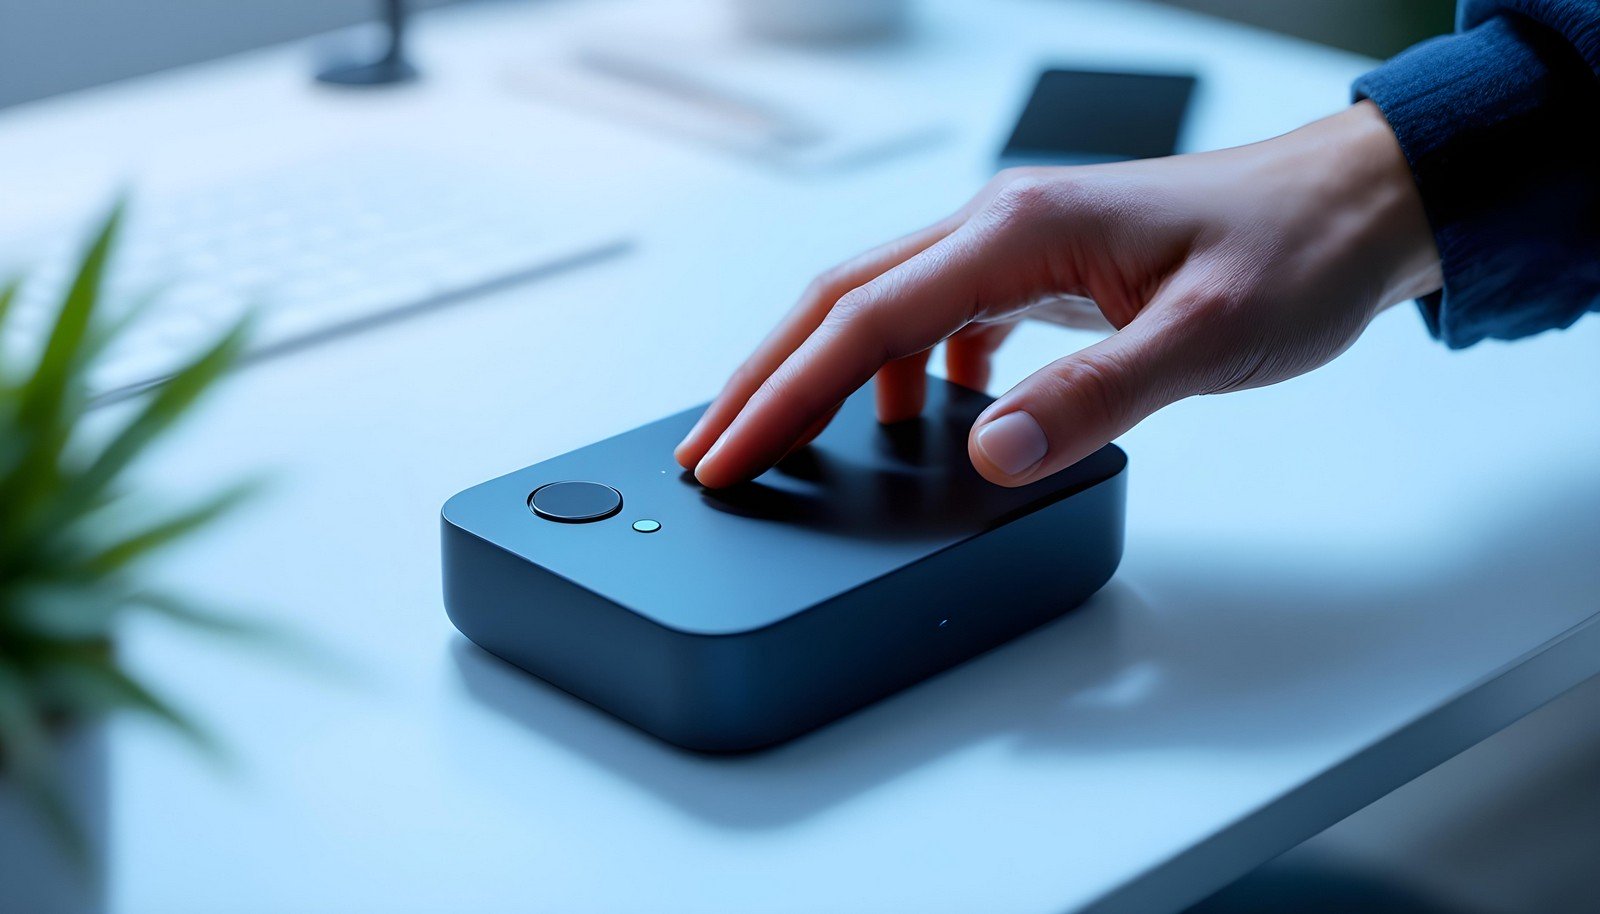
[999,68,1197,167]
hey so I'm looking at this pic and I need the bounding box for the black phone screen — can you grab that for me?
[1000,68,1197,165]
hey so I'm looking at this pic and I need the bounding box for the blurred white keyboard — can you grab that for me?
[0,152,631,399]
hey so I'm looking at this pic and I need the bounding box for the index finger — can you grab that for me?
[673,217,960,469]
[692,221,1007,488]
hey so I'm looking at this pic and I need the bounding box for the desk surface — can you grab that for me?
[3,2,1597,913]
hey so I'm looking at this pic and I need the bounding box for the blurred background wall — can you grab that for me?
[0,0,460,109]
[0,0,1457,110]
[1161,0,1454,58]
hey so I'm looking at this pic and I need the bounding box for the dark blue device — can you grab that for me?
[441,378,1126,751]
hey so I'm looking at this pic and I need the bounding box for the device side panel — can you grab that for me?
[441,465,1126,754]
[442,517,711,741]
[701,469,1128,750]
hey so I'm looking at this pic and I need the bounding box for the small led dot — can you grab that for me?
[938,619,949,628]
[632,519,662,534]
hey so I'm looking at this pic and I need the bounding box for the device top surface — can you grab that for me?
[444,378,1125,635]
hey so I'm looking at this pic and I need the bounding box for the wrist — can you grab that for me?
[1297,101,1443,308]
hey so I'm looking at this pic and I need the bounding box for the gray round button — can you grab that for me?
[529,481,622,523]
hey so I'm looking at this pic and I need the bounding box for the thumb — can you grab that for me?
[967,314,1199,486]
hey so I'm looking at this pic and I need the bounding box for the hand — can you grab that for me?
[676,101,1442,488]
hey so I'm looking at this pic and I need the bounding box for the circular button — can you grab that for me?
[529,481,622,523]
[631,519,662,534]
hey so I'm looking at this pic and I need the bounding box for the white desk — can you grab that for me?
[2,1,1596,912]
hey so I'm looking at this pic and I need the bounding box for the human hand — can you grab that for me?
[676,101,1441,488]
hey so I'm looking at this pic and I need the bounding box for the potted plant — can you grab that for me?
[0,205,255,909]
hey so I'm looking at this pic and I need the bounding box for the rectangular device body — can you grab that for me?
[442,378,1126,751]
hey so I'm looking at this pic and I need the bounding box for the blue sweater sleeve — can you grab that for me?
[1353,0,1600,348]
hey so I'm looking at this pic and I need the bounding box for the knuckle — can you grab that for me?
[802,264,852,302]
[978,168,1023,200]
[984,173,1100,233]
[988,176,1057,221]
[1173,276,1247,321]
[822,287,894,361]
[753,366,791,406]
[986,167,1032,196]
[826,286,876,325]
[1047,354,1129,429]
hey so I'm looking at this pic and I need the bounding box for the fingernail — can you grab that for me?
[694,436,728,486]
[975,411,1048,476]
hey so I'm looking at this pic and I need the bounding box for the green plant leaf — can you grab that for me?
[79,282,163,367]
[132,591,353,683]
[0,279,27,486]
[127,589,273,638]
[16,201,122,432]
[56,318,248,528]
[0,417,24,496]
[1,582,129,640]
[83,481,257,576]
[0,200,268,864]
[0,205,124,561]
[0,276,18,334]
[33,650,215,755]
